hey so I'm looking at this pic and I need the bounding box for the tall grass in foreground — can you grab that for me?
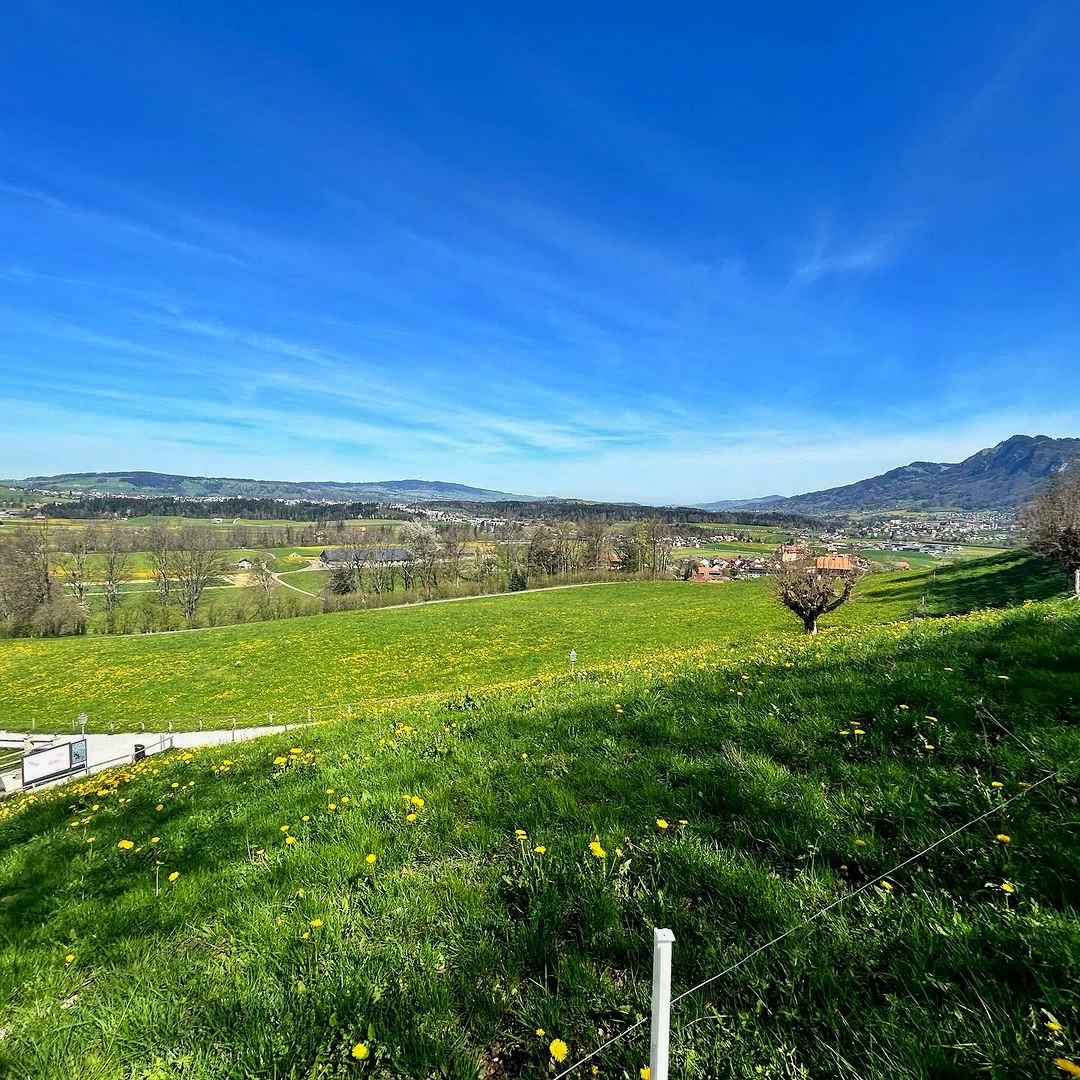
[0,600,1077,1078]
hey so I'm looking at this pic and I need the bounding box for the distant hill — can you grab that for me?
[15,471,532,503]
[701,435,1080,513]
[697,494,786,512]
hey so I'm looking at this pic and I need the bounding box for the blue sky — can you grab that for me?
[2,2,1079,504]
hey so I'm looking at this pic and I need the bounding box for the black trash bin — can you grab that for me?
[133,744,146,762]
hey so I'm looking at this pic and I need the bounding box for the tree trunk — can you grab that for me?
[803,616,818,634]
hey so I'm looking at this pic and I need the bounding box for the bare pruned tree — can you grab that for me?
[774,554,861,634]
[1022,468,1080,597]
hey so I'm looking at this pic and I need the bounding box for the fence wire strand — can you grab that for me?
[552,759,1072,1078]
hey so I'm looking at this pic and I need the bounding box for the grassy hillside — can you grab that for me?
[0,599,1077,1079]
[0,575,928,732]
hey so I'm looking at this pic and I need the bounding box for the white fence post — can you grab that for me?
[649,928,675,1080]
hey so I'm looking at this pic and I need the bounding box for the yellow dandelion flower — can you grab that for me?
[309,918,323,928]
[853,728,866,736]
[924,744,935,750]
[64,953,75,964]
[678,819,688,825]
[1047,1020,1064,1032]
[285,835,297,845]
[536,1028,545,1037]
[533,845,546,854]
[366,853,377,864]
[515,829,528,839]
[273,756,287,766]
[1000,881,1015,893]
[615,847,624,857]
[168,871,179,883]
[549,1038,568,1062]
[155,804,163,811]
[656,819,669,830]
[898,704,909,710]
[641,1068,652,1080]
[854,839,866,847]
[406,812,417,822]
[589,840,607,859]
[280,824,290,832]
[411,796,424,807]
[1054,1060,1080,1077]
[991,781,1004,789]
[150,836,160,844]
[351,1042,369,1060]
[996,834,1011,844]
[117,839,134,850]
[879,880,893,891]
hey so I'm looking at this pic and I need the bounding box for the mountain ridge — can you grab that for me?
[699,435,1080,512]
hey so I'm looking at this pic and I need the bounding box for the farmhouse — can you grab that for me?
[236,558,254,570]
[814,554,856,572]
[320,547,414,566]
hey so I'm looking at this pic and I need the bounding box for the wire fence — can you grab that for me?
[553,758,1073,1079]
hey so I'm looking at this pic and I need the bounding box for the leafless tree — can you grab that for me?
[147,524,173,610]
[774,555,861,634]
[247,559,277,619]
[57,524,96,604]
[173,527,227,623]
[1022,469,1080,597]
[439,524,469,583]
[101,525,130,633]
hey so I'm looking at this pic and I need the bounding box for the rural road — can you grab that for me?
[0,724,302,796]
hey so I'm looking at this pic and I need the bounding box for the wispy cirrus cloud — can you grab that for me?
[792,220,913,286]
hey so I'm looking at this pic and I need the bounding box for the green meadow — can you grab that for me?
[0,580,1077,1079]
[0,568,936,732]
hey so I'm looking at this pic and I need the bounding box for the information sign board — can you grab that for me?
[21,739,88,787]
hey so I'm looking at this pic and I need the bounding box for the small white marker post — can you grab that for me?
[649,928,675,1080]
[569,648,577,674]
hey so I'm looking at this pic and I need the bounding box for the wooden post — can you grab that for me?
[649,928,675,1080]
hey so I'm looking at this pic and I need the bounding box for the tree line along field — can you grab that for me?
[0,576,1076,1079]
[0,509,1026,643]
[0,551,1067,734]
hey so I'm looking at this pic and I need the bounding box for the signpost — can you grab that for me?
[22,739,88,788]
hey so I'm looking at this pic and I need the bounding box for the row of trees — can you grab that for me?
[0,523,232,637]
